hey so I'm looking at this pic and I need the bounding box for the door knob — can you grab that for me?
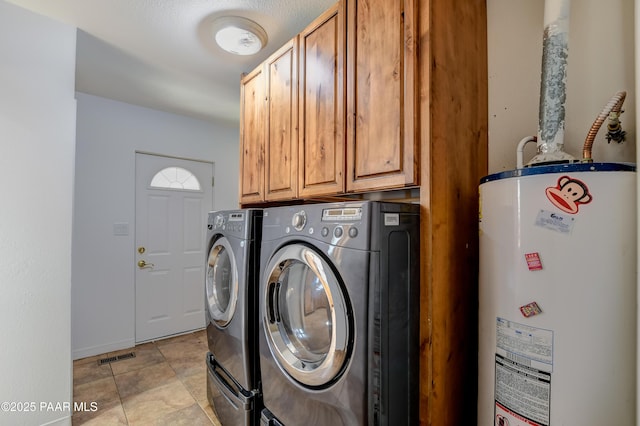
[138,260,154,268]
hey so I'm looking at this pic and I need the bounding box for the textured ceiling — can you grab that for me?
[6,0,336,125]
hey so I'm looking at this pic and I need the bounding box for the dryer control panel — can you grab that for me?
[263,204,369,250]
[321,207,363,221]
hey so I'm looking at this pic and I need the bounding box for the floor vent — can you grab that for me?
[98,352,136,366]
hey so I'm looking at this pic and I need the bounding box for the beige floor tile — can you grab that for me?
[73,376,122,424]
[72,403,127,425]
[181,369,208,404]
[71,328,217,425]
[110,342,165,375]
[73,360,113,386]
[121,379,195,424]
[114,362,177,400]
[159,339,208,376]
[171,356,207,379]
[152,403,213,426]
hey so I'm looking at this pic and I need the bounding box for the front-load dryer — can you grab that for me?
[205,208,262,426]
[258,201,420,425]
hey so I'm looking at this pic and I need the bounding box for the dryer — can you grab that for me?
[258,201,420,425]
[205,208,263,426]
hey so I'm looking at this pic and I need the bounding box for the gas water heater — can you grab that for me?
[478,162,636,425]
[478,1,637,424]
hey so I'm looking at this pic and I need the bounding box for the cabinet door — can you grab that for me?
[239,64,266,204]
[265,39,299,201]
[298,1,346,197]
[346,0,418,192]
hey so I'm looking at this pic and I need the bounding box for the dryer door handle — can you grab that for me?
[267,281,281,324]
[274,282,282,323]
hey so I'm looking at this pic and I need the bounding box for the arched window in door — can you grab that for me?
[150,166,201,191]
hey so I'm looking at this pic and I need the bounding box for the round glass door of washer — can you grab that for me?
[263,243,353,388]
[206,237,238,328]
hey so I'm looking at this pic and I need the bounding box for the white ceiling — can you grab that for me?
[6,0,336,125]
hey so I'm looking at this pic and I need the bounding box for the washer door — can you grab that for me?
[206,237,238,328]
[263,243,352,388]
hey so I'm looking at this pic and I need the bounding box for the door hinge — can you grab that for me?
[212,177,215,187]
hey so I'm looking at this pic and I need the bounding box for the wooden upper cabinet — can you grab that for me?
[239,0,418,203]
[298,1,346,197]
[346,0,418,192]
[265,38,299,201]
[239,64,266,204]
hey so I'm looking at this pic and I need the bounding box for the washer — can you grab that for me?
[258,201,420,425]
[205,208,263,426]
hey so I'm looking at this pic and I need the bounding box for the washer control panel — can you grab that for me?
[208,211,244,234]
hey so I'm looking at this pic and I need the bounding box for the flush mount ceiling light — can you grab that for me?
[212,16,268,56]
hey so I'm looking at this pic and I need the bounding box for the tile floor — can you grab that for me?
[72,329,221,425]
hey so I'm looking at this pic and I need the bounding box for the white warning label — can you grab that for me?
[496,317,553,372]
[534,209,575,235]
[495,354,551,426]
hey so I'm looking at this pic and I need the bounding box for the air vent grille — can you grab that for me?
[97,352,136,366]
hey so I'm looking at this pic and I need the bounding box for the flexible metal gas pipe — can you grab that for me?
[581,91,627,161]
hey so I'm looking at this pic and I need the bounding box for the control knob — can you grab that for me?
[292,210,307,231]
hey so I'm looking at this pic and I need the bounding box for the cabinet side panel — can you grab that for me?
[420,0,488,424]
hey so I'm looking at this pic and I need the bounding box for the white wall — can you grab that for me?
[72,93,239,359]
[488,0,635,173]
[0,1,76,425]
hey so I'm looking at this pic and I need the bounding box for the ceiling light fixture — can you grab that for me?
[212,16,268,56]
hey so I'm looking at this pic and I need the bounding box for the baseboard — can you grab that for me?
[72,338,136,361]
[40,413,71,425]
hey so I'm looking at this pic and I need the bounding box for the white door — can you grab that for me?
[135,153,214,342]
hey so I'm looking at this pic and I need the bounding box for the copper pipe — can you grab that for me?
[582,91,626,161]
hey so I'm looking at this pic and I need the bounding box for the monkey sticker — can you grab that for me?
[545,175,592,214]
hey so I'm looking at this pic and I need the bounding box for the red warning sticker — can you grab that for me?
[525,252,543,271]
[520,302,543,318]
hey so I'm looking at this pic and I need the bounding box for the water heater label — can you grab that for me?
[495,354,551,426]
[496,318,553,372]
[534,209,575,234]
[495,318,553,426]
